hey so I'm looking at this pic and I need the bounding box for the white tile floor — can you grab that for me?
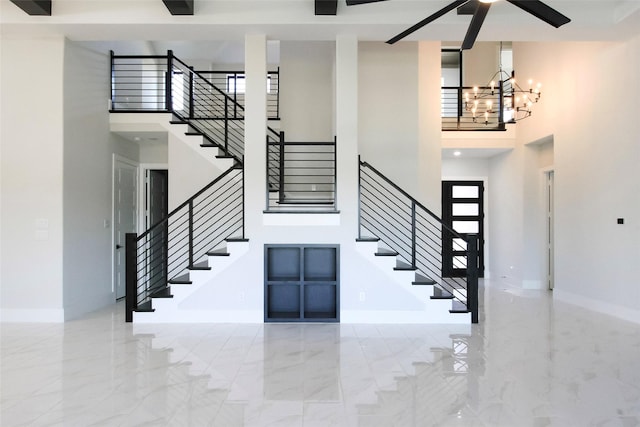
[2,280,640,426]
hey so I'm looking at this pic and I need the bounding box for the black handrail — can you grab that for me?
[125,163,244,322]
[358,157,479,323]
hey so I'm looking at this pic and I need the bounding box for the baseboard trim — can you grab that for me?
[0,308,65,323]
[553,289,640,325]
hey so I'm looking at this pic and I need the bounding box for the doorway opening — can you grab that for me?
[442,181,485,278]
[113,156,138,300]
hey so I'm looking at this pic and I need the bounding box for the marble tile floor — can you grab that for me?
[1,281,640,427]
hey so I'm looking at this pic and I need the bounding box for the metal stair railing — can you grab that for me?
[125,164,244,322]
[194,69,280,120]
[110,50,247,162]
[266,131,337,211]
[358,157,478,323]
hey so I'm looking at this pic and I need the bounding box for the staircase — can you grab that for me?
[357,158,479,323]
[111,51,479,325]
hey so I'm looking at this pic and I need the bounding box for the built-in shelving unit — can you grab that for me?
[264,244,339,322]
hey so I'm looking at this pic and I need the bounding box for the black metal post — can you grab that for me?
[233,72,238,118]
[333,136,337,210]
[224,97,229,153]
[188,200,194,268]
[188,66,195,119]
[276,67,280,119]
[357,156,362,239]
[278,131,285,204]
[166,50,174,112]
[498,79,505,128]
[457,86,463,130]
[109,50,115,111]
[241,160,245,238]
[125,233,137,322]
[411,201,417,269]
[466,234,479,324]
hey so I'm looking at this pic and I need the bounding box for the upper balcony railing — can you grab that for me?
[109,51,279,120]
[441,83,507,131]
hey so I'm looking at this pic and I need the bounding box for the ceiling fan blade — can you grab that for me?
[461,1,491,50]
[506,0,571,28]
[386,0,471,44]
[346,0,388,5]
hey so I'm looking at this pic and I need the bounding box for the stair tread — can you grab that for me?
[375,248,398,257]
[356,237,380,242]
[431,287,454,299]
[412,274,437,285]
[190,261,211,270]
[394,260,417,271]
[169,273,192,285]
[135,301,155,312]
[207,248,230,256]
[149,287,173,299]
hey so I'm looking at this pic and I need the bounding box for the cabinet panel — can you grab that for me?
[304,247,337,281]
[265,244,339,322]
[267,247,301,281]
[267,284,300,319]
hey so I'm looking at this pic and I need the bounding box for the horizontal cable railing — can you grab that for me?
[125,165,244,322]
[110,55,170,111]
[441,85,505,131]
[266,131,336,211]
[110,51,255,162]
[358,158,478,322]
[170,56,245,160]
[195,69,280,120]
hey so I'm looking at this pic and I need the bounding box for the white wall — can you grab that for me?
[462,42,500,86]
[490,38,640,322]
[358,42,419,198]
[63,40,139,320]
[0,38,140,321]
[1,37,66,322]
[279,41,335,141]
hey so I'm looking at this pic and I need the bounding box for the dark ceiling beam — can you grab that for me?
[10,0,51,16]
[162,0,194,15]
[315,0,338,15]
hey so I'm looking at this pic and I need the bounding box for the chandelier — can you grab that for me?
[464,44,543,125]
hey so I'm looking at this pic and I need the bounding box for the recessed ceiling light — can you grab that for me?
[453,151,462,157]
[133,136,141,141]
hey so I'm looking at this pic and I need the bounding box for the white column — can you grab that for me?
[335,34,359,228]
[244,34,267,236]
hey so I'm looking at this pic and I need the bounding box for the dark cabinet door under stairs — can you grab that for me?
[265,244,339,322]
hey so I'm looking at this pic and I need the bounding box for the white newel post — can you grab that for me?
[335,34,359,229]
[244,34,268,236]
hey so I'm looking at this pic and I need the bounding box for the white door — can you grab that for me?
[114,158,138,300]
[546,170,555,290]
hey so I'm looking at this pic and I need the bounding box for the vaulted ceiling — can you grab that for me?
[2,0,639,44]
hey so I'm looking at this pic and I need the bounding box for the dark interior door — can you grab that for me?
[442,181,484,278]
[148,170,169,292]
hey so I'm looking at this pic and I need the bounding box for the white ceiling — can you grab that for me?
[2,0,639,47]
